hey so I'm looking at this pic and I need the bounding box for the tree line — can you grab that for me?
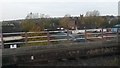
[20,10,119,32]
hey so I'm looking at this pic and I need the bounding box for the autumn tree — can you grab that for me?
[84,10,105,28]
[60,14,74,29]
[21,19,43,32]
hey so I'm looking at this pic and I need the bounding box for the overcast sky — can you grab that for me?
[0,0,119,21]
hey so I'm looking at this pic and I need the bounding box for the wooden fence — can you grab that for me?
[0,28,119,49]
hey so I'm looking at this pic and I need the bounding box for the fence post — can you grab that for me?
[25,32,28,45]
[116,28,119,43]
[47,31,50,45]
[85,29,87,42]
[67,29,69,41]
[0,32,3,49]
[101,28,104,43]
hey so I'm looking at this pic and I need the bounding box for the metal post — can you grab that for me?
[25,32,28,45]
[47,31,50,45]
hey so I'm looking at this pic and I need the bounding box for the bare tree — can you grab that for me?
[64,14,71,17]
[84,10,105,28]
[85,10,100,17]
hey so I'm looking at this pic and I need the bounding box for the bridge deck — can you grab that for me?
[2,41,119,66]
[3,41,118,56]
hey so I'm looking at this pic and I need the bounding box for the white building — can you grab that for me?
[26,12,39,19]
